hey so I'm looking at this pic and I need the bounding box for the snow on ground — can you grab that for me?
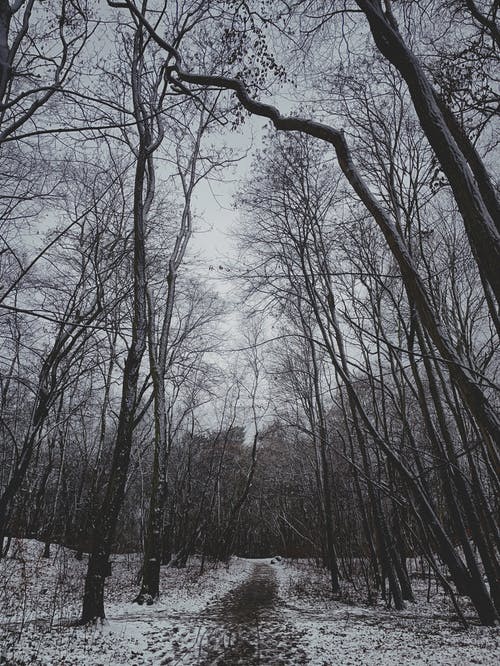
[0,539,252,665]
[274,558,500,665]
[0,540,498,664]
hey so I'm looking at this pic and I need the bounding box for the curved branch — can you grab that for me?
[114,0,500,454]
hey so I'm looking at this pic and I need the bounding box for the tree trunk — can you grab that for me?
[81,28,150,623]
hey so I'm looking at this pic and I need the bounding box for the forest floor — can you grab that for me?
[0,539,499,665]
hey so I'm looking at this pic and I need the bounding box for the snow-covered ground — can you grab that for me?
[274,559,499,665]
[0,539,498,664]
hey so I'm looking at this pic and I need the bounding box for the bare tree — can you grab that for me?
[113,0,500,462]
[81,21,164,622]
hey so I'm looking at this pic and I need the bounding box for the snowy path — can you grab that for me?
[1,545,499,665]
[84,560,500,665]
[140,562,308,665]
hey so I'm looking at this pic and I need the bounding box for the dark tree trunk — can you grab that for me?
[81,27,150,624]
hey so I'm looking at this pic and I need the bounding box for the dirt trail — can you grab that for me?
[209,562,279,622]
[146,562,308,665]
[199,562,307,665]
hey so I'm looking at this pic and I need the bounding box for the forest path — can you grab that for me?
[144,561,309,665]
